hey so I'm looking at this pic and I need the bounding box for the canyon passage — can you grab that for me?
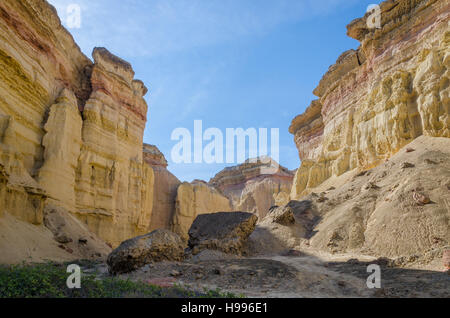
[0,0,448,298]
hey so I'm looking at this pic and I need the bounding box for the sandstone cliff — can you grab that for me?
[209,158,294,219]
[290,0,449,198]
[143,144,181,232]
[285,0,449,262]
[0,0,155,250]
[172,181,232,241]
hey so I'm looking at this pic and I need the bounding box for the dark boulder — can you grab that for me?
[188,212,258,255]
[107,229,184,274]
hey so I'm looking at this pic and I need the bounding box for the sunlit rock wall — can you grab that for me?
[73,48,154,247]
[290,0,449,198]
[0,0,90,225]
[0,0,154,247]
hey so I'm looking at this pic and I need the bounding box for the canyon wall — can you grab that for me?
[143,144,181,232]
[0,0,154,248]
[170,159,294,240]
[0,0,89,226]
[290,0,449,198]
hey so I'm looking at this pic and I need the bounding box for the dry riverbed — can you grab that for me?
[84,249,450,298]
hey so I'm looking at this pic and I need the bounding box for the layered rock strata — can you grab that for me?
[188,212,258,255]
[171,181,232,241]
[290,0,449,197]
[107,229,185,274]
[209,158,294,218]
[0,0,154,248]
[0,0,90,226]
[298,136,449,260]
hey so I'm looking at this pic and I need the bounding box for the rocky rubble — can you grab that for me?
[143,144,181,232]
[247,200,319,256]
[267,205,297,226]
[0,0,158,249]
[107,212,259,274]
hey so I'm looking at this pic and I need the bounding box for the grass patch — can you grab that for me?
[0,262,242,298]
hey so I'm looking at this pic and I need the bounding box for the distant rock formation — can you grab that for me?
[0,0,153,248]
[210,158,294,218]
[289,0,449,198]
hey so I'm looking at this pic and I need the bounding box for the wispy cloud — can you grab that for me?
[49,0,358,58]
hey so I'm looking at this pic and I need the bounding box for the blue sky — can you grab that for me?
[49,0,377,182]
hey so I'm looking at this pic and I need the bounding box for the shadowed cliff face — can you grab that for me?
[289,0,449,198]
[0,0,153,247]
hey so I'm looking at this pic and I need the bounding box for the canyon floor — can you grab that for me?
[81,136,450,298]
[80,248,449,298]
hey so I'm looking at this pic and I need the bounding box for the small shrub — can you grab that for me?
[0,262,242,298]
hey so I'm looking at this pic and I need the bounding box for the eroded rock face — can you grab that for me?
[266,205,295,226]
[0,0,155,248]
[107,229,185,274]
[171,182,232,241]
[188,212,258,255]
[290,0,449,198]
[210,158,294,219]
[43,204,111,259]
[143,144,181,232]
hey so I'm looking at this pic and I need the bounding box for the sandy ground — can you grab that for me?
[0,213,73,264]
[81,248,449,298]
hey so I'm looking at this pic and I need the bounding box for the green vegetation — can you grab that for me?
[0,262,241,298]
